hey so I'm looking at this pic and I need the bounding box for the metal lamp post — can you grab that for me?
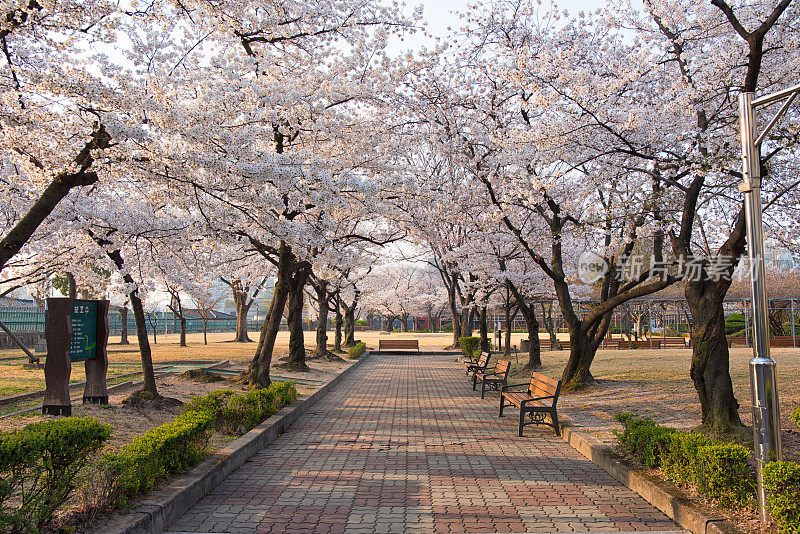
[738,82,800,522]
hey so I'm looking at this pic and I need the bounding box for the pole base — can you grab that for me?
[83,395,108,405]
[42,404,72,416]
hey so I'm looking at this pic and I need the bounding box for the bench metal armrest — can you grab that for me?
[520,394,556,406]
[501,383,530,391]
[480,371,502,377]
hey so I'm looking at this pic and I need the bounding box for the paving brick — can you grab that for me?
[167,353,683,533]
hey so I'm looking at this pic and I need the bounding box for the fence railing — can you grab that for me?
[0,306,45,332]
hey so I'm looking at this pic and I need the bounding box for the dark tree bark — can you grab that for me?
[223,277,265,343]
[284,262,310,371]
[333,292,343,352]
[400,312,409,332]
[119,305,130,345]
[343,293,359,346]
[202,318,208,345]
[66,272,76,299]
[167,289,187,347]
[240,243,293,387]
[311,279,330,356]
[508,282,541,368]
[85,230,158,397]
[478,306,490,353]
[130,293,158,396]
[0,126,111,274]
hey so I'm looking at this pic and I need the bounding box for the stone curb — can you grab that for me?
[95,352,371,534]
[560,426,739,534]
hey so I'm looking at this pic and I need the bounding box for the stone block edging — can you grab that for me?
[560,425,739,534]
[95,352,371,534]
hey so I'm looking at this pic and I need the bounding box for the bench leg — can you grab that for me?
[519,408,525,437]
[551,411,560,437]
[499,395,505,416]
[481,381,486,399]
[473,375,477,390]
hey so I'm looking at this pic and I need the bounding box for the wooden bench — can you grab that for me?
[473,359,511,399]
[727,336,748,348]
[770,336,798,347]
[660,337,689,348]
[616,339,662,349]
[546,339,571,351]
[726,335,800,348]
[465,351,490,377]
[500,371,562,437]
[378,339,420,355]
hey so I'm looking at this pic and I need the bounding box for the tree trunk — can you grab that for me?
[517,306,541,368]
[0,125,111,273]
[180,316,186,347]
[462,306,474,337]
[67,272,76,299]
[334,295,343,352]
[311,280,334,358]
[479,306,490,353]
[119,306,129,345]
[385,315,396,332]
[686,284,743,433]
[401,312,409,332]
[540,303,558,347]
[240,243,292,387]
[203,318,208,345]
[447,283,462,347]
[232,286,253,342]
[284,265,310,371]
[130,292,158,396]
[343,301,356,346]
[508,282,541,368]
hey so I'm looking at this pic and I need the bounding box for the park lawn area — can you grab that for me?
[0,363,143,397]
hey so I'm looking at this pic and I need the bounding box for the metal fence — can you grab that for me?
[0,305,45,332]
[0,306,257,336]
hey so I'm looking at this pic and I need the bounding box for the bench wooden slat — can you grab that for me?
[377,339,420,355]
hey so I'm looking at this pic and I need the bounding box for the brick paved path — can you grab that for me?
[167,353,683,533]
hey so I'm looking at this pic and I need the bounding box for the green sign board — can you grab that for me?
[70,300,98,361]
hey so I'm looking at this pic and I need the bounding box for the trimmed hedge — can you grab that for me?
[0,418,111,533]
[183,381,298,435]
[458,336,481,359]
[792,407,800,429]
[91,382,297,510]
[615,412,755,509]
[347,341,366,359]
[763,461,800,534]
[102,409,216,505]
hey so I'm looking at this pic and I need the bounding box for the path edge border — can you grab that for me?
[561,425,739,534]
[95,352,372,534]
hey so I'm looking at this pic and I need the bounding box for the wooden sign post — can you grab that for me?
[43,298,73,416]
[79,300,109,404]
[43,298,110,415]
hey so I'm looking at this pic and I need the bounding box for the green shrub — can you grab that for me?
[615,412,755,510]
[725,313,745,335]
[695,443,754,507]
[662,432,712,483]
[614,412,675,468]
[764,461,800,534]
[792,407,800,429]
[347,341,366,359]
[183,382,298,435]
[0,418,111,533]
[458,337,481,359]
[103,409,215,505]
